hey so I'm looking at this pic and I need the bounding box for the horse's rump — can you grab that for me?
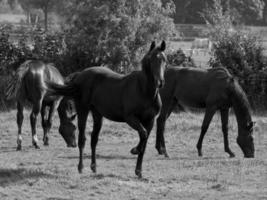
[5,60,32,100]
[5,60,64,101]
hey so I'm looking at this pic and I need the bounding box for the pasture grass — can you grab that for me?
[0,110,266,199]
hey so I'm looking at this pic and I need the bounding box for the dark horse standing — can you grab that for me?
[47,41,167,178]
[6,60,77,150]
[153,66,255,158]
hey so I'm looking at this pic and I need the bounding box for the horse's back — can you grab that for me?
[70,66,146,122]
[165,66,233,108]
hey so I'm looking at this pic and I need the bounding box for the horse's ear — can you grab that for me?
[160,40,166,51]
[149,41,156,51]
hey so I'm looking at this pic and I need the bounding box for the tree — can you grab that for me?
[62,0,176,72]
[172,0,265,25]
[203,0,267,109]
[19,0,62,31]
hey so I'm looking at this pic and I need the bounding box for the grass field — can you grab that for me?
[0,110,266,200]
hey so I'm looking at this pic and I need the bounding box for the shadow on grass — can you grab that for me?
[0,168,56,187]
[0,145,49,154]
[59,153,136,161]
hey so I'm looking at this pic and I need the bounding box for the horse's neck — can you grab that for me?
[141,68,158,99]
[231,88,252,129]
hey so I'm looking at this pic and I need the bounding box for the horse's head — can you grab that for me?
[57,97,77,148]
[237,121,255,158]
[142,41,167,88]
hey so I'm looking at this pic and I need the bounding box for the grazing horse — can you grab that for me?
[46,41,167,178]
[154,66,255,158]
[5,60,77,150]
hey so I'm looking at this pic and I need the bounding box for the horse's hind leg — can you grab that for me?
[41,103,49,146]
[220,108,235,158]
[76,104,89,173]
[30,101,42,149]
[16,101,24,151]
[196,106,216,157]
[155,99,176,158]
[90,109,103,173]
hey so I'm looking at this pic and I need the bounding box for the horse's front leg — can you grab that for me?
[156,114,168,157]
[220,108,235,157]
[196,106,216,156]
[90,109,103,173]
[16,101,24,151]
[126,116,149,178]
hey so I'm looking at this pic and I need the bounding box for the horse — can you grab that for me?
[46,41,167,178]
[5,60,77,150]
[153,66,255,158]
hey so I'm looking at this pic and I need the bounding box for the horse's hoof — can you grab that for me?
[16,145,22,151]
[90,163,96,173]
[130,147,140,155]
[164,152,169,158]
[43,138,49,146]
[156,147,163,155]
[33,143,40,149]
[229,153,235,158]
[135,169,142,178]
[198,151,203,157]
[78,163,83,174]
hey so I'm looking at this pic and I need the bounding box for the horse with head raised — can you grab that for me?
[5,60,77,150]
[46,41,167,178]
[154,66,255,158]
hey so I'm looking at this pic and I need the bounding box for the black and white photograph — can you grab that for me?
[0,0,266,199]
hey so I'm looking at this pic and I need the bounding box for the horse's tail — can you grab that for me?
[46,81,78,98]
[5,60,32,100]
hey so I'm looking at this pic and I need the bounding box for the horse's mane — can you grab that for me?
[141,50,152,73]
[208,67,252,122]
[208,67,233,81]
[230,79,252,115]
[5,60,32,100]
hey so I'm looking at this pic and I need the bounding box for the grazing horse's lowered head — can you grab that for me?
[57,97,77,148]
[236,121,255,158]
[230,80,255,158]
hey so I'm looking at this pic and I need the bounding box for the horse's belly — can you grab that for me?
[179,96,206,108]
[43,94,59,102]
[92,100,124,122]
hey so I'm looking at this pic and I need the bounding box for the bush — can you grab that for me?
[203,0,267,110]
[61,0,177,73]
[167,49,196,67]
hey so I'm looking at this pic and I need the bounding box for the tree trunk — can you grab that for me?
[44,5,48,32]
